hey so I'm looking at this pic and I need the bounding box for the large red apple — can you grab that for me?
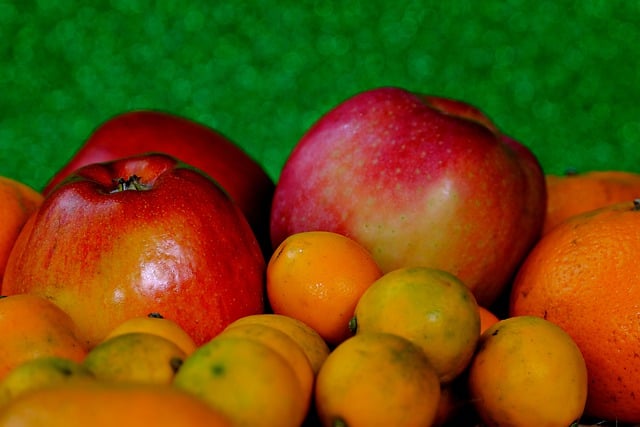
[2,153,265,348]
[42,110,275,254]
[270,87,546,307]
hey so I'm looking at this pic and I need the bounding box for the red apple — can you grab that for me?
[42,110,275,255]
[270,87,545,307]
[2,153,265,348]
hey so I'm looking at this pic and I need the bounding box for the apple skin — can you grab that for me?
[42,110,275,255]
[2,153,266,348]
[270,87,545,307]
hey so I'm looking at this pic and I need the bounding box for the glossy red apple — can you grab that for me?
[270,87,546,307]
[2,153,266,348]
[42,110,275,254]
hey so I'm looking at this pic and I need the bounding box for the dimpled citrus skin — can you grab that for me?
[511,200,640,422]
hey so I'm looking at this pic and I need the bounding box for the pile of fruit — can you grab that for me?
[1,86,640,426]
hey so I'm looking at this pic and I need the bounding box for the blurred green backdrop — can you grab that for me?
[1,0,639,191]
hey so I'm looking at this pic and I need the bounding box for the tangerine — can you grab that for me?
[468,315,588,427]
[173,334,307,427]
[351,267,480,383]
[510,199,640,422]
[315,332,440,427]
[83,332,187,385]
[267,231,383,345]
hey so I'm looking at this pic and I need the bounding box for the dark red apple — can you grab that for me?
[42,110,275,255]
[2,153,266,348]
[270,87,546,307]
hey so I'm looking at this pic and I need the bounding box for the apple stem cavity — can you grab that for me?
[634,199,640,211]
[110,175,151,193]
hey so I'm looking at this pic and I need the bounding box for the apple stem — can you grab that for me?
[110,175,151,193]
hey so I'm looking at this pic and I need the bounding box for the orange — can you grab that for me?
[82,332,187,385]
[0,381,232,426]
[217,322,314,410]
[351,267,480,383]
[510,199,640,422]
[478,305,500,334]
[224,313,330,374]
[0,294,87,380]
[315,332,440,427]
[543,169,640,235]
[102,312,197,355]
[267,231,383,345]
[0,176,43,283]
[468,316,588,427]
[173,334,308,427]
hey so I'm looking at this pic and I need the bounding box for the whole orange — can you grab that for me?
[510,199,640,422]
[468,316,588,427]
[315,332,441,427]
[543,170,640,235]
[352,267,480,383]
[82,332,187,385]
[267,231,383,345]
[173,335,307,427]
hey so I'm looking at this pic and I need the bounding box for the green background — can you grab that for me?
[1,0,639,192]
